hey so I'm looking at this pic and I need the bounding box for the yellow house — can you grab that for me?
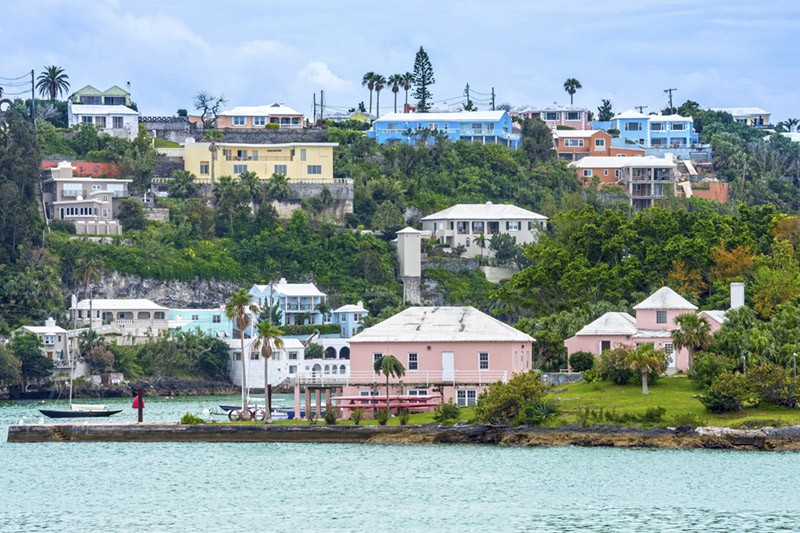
[183,142,338,184]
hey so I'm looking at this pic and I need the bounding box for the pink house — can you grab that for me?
[344,306,534,408]
[565,287,701,372]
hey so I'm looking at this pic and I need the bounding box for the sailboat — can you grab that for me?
[39,295,122,419]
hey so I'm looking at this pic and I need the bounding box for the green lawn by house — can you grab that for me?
[154,138,181,148]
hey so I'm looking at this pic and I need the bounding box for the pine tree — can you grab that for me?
[412,46,435,113]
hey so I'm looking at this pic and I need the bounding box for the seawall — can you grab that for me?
[8,423,800,450]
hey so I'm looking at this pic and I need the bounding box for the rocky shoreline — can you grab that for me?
[9,422,800,450]
[0,377,238,401]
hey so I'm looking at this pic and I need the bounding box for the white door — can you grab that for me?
[442,352,455,381]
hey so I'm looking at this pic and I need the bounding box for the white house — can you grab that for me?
[68,102,140,140]
[420,202,548,257]
[249,279,327,326]
[71,298,169,344]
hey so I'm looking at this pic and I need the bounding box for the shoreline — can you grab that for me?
[8,423,800,450]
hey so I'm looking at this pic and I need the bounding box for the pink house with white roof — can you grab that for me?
[344,306,534,408]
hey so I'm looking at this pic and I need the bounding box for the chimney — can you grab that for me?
[730,282,745,310]
[45,317,56,328]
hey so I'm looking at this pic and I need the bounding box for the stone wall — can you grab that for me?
[140,116,194,144]
[153,155,184,179]
[144,207,170,222]
[270,181,354,220]
[191,128,327,144]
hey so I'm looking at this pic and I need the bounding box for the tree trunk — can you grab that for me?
[241,333,247,412]
[376,92,381,118]
[386,374,391,416]
[641,370,649,395]
[264,347,271,424]
[369,91,373,114]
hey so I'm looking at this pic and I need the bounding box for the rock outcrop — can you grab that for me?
[77,272,240,308]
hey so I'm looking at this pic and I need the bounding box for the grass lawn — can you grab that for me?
[154,138,181,148]
[221,407,478,427]
[551,375,800,428]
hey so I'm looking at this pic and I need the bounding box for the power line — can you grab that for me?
[0,72,30,81]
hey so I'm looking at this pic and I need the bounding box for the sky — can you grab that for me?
[3,0,798,121]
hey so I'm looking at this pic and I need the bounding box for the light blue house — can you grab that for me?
[249,279,326,327]
[367,111,521,148]
[169,307,233,339]
[593,109,699,148]
[330,302,367,339]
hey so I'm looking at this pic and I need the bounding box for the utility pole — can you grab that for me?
[30,69,36,130]
[635,105,648,114]
[664,88,677,111]
[491,87,495,111]
[320,90,325,122]
[464,83,470,108]
[313,93,317,124]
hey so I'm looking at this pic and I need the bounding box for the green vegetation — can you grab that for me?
[154,138,180,148]
[180,412,204,424]
[433,401,461,424]
[474,371,550,425]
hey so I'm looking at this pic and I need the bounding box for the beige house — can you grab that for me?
[43,161,131,235]
[421,203,548,257]
[16,317,70,366]
[71,299,170,344]
[183,141,338,184]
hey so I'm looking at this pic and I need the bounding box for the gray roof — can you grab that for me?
[350,306,533,343]
[574,312,637,336]
[633,287,698,310]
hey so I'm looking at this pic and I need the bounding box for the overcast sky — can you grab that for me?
[3,0,798,121]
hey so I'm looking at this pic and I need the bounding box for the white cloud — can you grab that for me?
[298,62,353,93]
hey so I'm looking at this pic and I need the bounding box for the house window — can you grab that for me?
[81,116,93,124]
[671,123,686,131]
[472,221,484,233]
[232,351,242,361]
[506,221,521,231]
[663,343,674,357]
[564,139,584,147]
[479,352,489,370]
[274,164,287,175]
[465,237,471,247]
[43,335,55,346]
[428,123,438,130]
[651,122,664,131]
[600,340,611,352]
[567,112,580,121]
[624,122,642,131]
[456,221,469,234]
[595,138,606,148]
[545,112,558,121]
[485,124,494,134]
[233,164,248,174]
[604,170,608,176]
[300,149,307,161]
[408,353,418,370]
[373,353,383,364]
[457,389,477,407]
[112,116,124,129]
[212,315,221,323]
[253,116,266,126]
[200,163,209,175]
[614,170,620,177]
[95,117,107,128]
[583,169,593,177]
[102,195,108,202]
[471,123,482,133]
[102,208,108,217]
[307,165,322,175]
[232,116,246,126]
[656,310,667,324]
[288,351,298,360]
[251,351,259,360]
[386,123,397,130]
[289,365,297,374]
[408,389,428,396]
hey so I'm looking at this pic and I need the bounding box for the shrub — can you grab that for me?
[86,346,116,374]
[569,351,595,372]
[265,123,280,130]
[433,401,460,424]
[351,407,364,425]
[671,413,707,429]
[180,412,204,424]
[700,372,750,413]
[576,406,665,427]
[375,408,389,425]
[747,364,799,408]
[305,343,324,359]
[397,408,410,426]
[474,371,549,424]
[689,352,735,389]
[280,324,341,336]
[514,399,560,426]
[597,348,634,385]
[324,403,339,425]
[50,220,76,234]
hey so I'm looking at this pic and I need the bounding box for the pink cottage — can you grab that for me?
[344,306,534,408]
[565,286,714,372]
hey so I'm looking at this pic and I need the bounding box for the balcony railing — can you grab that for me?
[224,155,292,162]
[296,370,508,387]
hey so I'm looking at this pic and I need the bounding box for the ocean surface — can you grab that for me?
[2,395,800,532]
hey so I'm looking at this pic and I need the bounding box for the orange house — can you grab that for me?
[554,130,644,161]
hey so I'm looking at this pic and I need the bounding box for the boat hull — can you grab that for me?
[39,409,122,419]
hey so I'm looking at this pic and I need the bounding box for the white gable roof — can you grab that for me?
[376,111,507,123]
[221,104,302,117]
[613,109,650,120]
[334,303,368,314]
[633,287,698,310]
[421,203,547,221]
[273,280,325,298]
[21,325,68,334]
[699,310,727,324]
[350,306,533,343]
[574,312,637,336]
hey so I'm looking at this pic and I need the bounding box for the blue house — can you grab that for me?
[249,279,326,327]
[169,307,234,339]
[367,111,521,148]
[593,109,698,148]
[330,302,368,339]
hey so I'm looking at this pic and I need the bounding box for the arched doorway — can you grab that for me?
[325,346,337,359]
[339,346,350,359]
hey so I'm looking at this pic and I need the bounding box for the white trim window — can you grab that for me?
[564,139,584,147]
[506,221,521,231]
[595,138,606,148]
[200,162,209,175]
[373,353,383,364]
[307,165,322,175]
[274,164,287,175]
[479,352,489,370]
[253,116,266,126]
[233,164,248,174]
[408,352,418,371]
[232,116,246,126]
[656,310,667,324]
[408,389,428,396]
[583,169,593,177]
[457,389,477,407]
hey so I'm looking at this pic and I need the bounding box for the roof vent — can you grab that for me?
[485,201,492,205]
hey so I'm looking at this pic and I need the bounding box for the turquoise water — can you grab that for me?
[2,397,800,532]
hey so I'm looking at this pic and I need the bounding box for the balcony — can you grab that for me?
[296,369,508,387]
[62,189,85,198]
[224,155,292,162]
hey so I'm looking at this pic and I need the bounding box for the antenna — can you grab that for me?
[664,88,677,110]
[635,105,648,113]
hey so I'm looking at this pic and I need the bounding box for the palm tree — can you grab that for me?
[36,66,70,100]
[202,129,223,187]
[72,254,103,330]
[786,118,800,133]
[373,354,406,416]
[226,289,258,414]
[625,345,664,395]
[401,72,414,111]
[671,313,711,369]
[388,74,403,113]
[373,74,386,118]
[252,320,284,423]
[362,72,376,114]
[563,78,582,105]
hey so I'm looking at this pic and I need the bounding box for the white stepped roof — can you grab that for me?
[574,312,637,336]
[74,298,167,311]
[350,306,533,343]
[699,310,727,324]
[554,130,605,138]
[375,111,507,123]
[711,107,769,117]
[70,104,138,115]
[633,287,697,310]
[570,156,677,169]
[613,109,650,120]
[421,202,547,221]
[334,303,367,314]
[221,103,302,116]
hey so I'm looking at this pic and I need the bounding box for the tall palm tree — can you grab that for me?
[786,118,800,133]
[361,71,377,114]
[373,354,405,416]
[401,72,414,111]
[72,254,103,330]
[226,289,258,414]
[388,74,403,113]
[625,345,664,395]
[202,129,223,187]
[373,74,386,118]
[671,313,711,369]
[563,78,582,105]
[36,66,70,100]
[253,320,284,423]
